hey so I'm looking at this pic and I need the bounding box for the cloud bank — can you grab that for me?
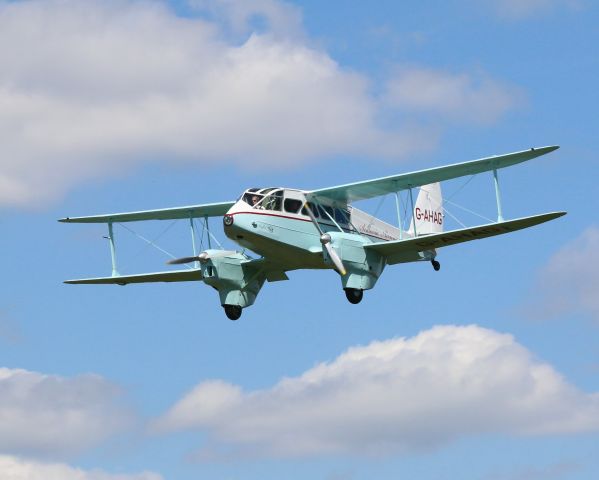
[154,325,599,459]
[0,0,404,207]
[0,368,131,456]
[0,0,519,208]
[0,455,162,480]
[385,67,521,124]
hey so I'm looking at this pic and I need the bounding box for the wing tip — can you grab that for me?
[533,145,560,154]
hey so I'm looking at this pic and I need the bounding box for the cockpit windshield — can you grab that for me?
[242,188,283,211]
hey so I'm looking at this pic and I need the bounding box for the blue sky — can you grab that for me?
[1,1,598,479]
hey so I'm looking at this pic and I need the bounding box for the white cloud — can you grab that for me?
[188,0,304,40]
[0,368,132,456]
[154,325,599,459]
[384,67,521,124]
[0,0,520,209]
[0,0,414,208]
[529,227,599,321]
[0,455,162,480]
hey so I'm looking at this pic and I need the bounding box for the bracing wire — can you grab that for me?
[441,174,495,225]
[446,174,476,202]
[367,195,387,229]
[207,228,224,250]
[444,198,494,223]
[442,205,467,228]
[117,222,193,270]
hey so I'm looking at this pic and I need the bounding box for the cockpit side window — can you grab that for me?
[263,190,283,211]
[244,192,265,208]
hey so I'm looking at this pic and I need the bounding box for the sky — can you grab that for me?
[1,0,598,479]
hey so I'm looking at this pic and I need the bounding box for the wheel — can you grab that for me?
[431,259,441,271]
[344,288,363,304]
[224,304,242,320]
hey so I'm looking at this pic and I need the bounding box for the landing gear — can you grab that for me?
[224,304,242,320]
[344,288,363,304]
[431,259,441,271]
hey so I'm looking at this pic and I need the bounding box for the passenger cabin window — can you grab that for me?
[301,202,319,217]
[320,205,334,221]
[284,198,302,214]
[335,208,350,224]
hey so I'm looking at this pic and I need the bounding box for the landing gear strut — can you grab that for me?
[224,304,242,320]
[344,288,363,304]
[431,259,441,271]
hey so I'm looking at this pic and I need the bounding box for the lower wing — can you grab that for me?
[364,212,566,265]
[64,269,203,285]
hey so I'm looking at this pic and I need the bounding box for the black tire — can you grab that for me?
[432,260,441,271]
[344,288,363,305]
[224,304,242,320]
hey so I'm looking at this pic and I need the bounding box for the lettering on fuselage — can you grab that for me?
[415,208,443,225]
[358,224,396,241]
[254,221,274,234]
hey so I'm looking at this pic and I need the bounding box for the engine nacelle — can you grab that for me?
[327,233,386,291]
[200,250,265,308]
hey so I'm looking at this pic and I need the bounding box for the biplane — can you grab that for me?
[61,146,565,320]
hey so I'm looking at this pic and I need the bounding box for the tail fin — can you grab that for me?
[409,182,444,236]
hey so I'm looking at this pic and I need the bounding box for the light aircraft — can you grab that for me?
[61,146,565,320]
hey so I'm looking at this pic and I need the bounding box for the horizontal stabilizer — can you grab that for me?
[59,201,235,224]
[365,212,566,265]
[65,268,203,285]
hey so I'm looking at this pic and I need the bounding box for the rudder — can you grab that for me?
[409,182,444,236]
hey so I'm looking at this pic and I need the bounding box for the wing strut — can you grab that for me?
[408,187,417,236]
[107,222,119,277]
[190,216,199,268]
[205,216,212,249]
[394,191,403,240]
[493,169,504,222]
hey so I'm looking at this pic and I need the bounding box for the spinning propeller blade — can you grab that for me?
[167,256,200,265]
[167,250,234,266]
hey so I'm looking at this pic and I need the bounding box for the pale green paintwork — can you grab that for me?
[365,212,566,266]
[108,221,118,277]
[58,200,235,223]
[493,169,504,222]
[310,146,559,202]
[65,268,203,284]
[61,145,566,312]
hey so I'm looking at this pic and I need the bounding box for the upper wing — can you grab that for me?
[310,146,559,203]
[59,200,235,223]
[365,212,566,265]
[64,268,203,285]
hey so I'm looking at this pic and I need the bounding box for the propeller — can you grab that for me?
[167,252,209,265]
[302,197,346,276]
[167,250,233,265]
